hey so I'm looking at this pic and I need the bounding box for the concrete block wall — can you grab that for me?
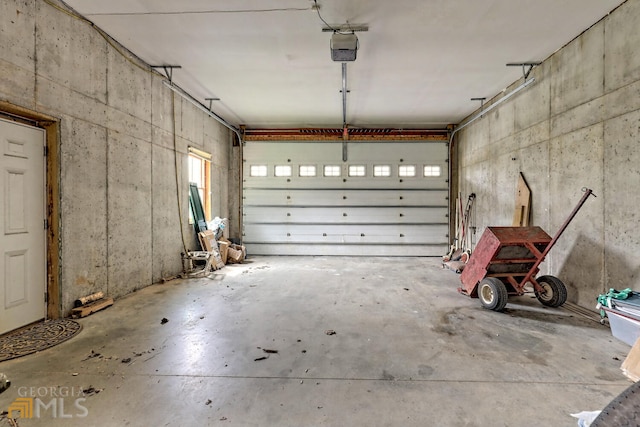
[456,0,640,309]
[0,0,233,315]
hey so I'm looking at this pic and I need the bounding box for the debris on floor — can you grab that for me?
[0,373,10,394]
[226,243,246,264]
[184,250,224,277]
[81,350,102,361]
[183,228,245,277]
[0,411,18,427]
[160,317,169,325]
[570,410,601,426]
[82,385,103,397]
[121,357,132,364]
[324,330,336,335]
[254,356,269,361]
[74,291,105,308]
[262,349,278,354]
[70,293,114,319]
[205,399,212,405]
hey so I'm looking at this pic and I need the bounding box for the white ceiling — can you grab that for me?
[63,0,624,129]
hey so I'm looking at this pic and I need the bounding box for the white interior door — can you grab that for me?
[0,118,45,335]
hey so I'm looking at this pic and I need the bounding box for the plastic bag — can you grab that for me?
[570,411,601,427]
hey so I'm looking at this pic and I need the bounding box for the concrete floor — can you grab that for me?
[0,257,632,426]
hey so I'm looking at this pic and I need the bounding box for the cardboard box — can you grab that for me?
[198,230,217,252]
[226,247,242,264]
[622,336,640,382]
[196,231,225,270]
[230,244,246,260]
[218,240,230,264]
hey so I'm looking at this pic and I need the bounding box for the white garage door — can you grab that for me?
[242,140,448,256]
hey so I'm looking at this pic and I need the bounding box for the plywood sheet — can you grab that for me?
[512,173,531,227]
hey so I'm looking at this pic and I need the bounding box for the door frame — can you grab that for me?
[0,101,61,320]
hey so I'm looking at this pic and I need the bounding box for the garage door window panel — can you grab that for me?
[299,165,317,177]
[399,165,416,177]
[275,165,292,177]
[373,165,391,177]
[348,165,366,177]
[250,165,268,177]
[324,165,341,177]
[423,165,442,177]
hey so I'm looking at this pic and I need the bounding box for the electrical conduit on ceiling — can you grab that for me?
[447,77,536,244]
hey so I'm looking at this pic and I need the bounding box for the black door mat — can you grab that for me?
[0,319,82,362]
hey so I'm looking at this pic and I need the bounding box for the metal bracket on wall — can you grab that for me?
[471,97,486,118]
[470,97,486,108]
[506,62,541,80]
[150,65,182,83]
[321,24,369,32]
[205,97,221,112]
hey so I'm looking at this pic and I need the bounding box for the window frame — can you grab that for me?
[188,147,212,222]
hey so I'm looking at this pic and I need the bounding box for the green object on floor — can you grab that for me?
[597,288,634,318]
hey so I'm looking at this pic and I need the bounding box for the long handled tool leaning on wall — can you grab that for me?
[443,193,476,272]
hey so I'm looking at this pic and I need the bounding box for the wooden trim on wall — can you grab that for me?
[0,101,61,320]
